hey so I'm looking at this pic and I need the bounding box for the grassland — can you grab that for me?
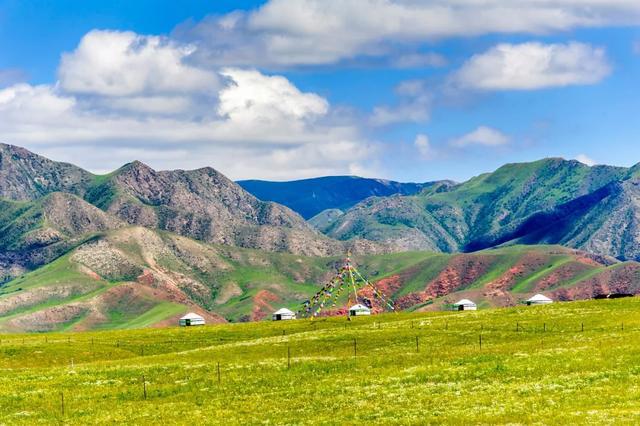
[2,298,640,424]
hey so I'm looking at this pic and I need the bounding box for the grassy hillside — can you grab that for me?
[2,227,639,333]
[325,158,634,257]
[2,298,640,423]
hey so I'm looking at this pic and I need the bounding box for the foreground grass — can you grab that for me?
[2,298,640,424]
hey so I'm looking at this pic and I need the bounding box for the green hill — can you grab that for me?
[2,298,640,423]
[325,158,640,259]
[2,226,638,333]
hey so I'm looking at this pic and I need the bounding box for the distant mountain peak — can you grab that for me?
[238,175,439,219]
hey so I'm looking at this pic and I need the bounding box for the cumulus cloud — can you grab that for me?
[175,0,640,67]
[414,134,434,159]
[450,126,510,147]
[576,154,597,166]
[370,80,431,126]
[218,68,327,125]
[452,42,611,90]
[59,30,219,97]
[0,31,376,180]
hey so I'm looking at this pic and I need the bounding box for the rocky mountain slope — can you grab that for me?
[324,158,640,260]
[83,160,345,256]
[0,143,92,201]
[238,176,447,219]
[0,144,363,283]
[1,228,638,332]
[0,192,122,282]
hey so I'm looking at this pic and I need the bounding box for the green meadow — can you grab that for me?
[2,298,640,424]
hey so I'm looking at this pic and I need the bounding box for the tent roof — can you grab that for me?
[273,308,295,315]
[527,294,552,302]
[180,312,204,320]
[349,304,371,311]
[454,299,476,306]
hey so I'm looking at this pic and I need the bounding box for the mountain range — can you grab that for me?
[243,158,640,261]
[237,176,444,219]
[2,142,640,331]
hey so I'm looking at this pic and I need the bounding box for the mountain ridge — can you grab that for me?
[238,175,451,219]
[323,157,640,260]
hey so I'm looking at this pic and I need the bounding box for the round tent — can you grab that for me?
[349,304,371,317]
[453,299,477,311]
[526,294,553,306]
[179,312,205,327]
[272,308,296,321]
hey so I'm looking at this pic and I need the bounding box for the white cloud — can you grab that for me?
[452,42,611,90]
[576,154,597,166]
[175,0,640,67]
[414,134,434,159]
[451,126,510,147]
[0,30,376,180]
[218,68,328,125]
[370,80,431,126]
[59,30,219,97]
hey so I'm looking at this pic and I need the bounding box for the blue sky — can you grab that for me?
[0,0,639,182]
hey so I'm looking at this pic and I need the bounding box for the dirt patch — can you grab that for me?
[215,282,243,305]
[534,262,594,292]
[357,274,404,313]
[7,303,88,332]
[0,282,101,316]
[71,240,143,281]
[551,264,640,301]
[425,255,493,298]
[251,290,280,321]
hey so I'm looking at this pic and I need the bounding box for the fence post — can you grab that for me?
[60,391,65,416]
[479,334,482,350]
[217,362,221,384]
[142,375,147,400]
[416,336,419,353]
[287,346,291,369]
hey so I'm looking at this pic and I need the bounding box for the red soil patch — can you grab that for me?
[425,255,493,298]
[251,289,280,321]
[533,262,592,292]
[355,274,406,313]
[551,264,640,301]
[482,252,551,304]
[395,292,431,310]
[137,270,155,286]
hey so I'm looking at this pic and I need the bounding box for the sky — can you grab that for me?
[0,0,639,182]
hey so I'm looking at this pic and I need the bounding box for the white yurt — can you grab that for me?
[272,308,296,321]
[526,294,553,306]
[179,312,205,327]
[453,299,477,311]
[349,304,371,317]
